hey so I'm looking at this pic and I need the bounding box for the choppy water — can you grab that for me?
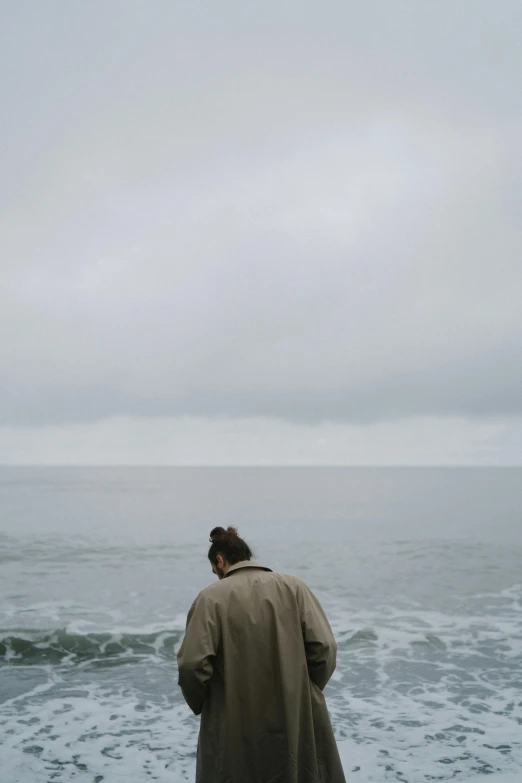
[1,467,521,782]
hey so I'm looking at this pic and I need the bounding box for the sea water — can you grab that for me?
[0,466,521,782]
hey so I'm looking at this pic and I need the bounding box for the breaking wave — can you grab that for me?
[0,627,185,666]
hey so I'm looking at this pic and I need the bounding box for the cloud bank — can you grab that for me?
[1,2,521,462]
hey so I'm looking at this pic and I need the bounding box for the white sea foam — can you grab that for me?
[1,686,198,782]
[2,588,521,782]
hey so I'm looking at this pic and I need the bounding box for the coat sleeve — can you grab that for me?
[297,581,337,691]
[177,592,220,715]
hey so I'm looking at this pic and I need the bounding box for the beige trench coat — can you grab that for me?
[177,561,346,783]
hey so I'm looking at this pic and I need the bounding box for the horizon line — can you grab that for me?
[0,463,520,469]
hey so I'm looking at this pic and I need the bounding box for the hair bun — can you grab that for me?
[209,526,238,543]
[207,526,253,564]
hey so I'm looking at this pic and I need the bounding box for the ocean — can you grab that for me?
[1,466,521,782]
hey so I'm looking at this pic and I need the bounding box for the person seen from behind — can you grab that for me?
[177,526,346,783]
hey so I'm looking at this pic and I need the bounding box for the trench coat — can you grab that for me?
[177,560,346,783]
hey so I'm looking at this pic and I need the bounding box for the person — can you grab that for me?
[177,526,346,783]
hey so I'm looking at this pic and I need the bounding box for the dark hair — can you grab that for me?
[208,526,253,566]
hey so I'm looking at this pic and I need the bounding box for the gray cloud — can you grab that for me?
[1,1,521,427]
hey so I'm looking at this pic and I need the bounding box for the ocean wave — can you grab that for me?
[0,627,185,665]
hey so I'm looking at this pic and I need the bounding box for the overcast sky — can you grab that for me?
[1,1,521,465]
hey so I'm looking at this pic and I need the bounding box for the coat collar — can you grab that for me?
[224,560,273,577]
